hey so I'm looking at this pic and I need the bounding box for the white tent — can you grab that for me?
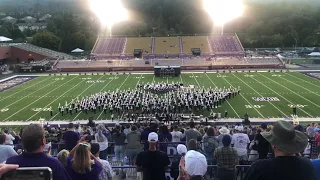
[308,52,320,57]
[71,48,84,53]
[0,36,12,42]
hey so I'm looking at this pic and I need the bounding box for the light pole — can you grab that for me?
[294,38,298,53]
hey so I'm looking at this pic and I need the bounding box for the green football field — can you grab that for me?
[0,71,320,122]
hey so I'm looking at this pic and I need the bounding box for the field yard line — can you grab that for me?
[259,73,320,108]
[231,73,288,117]
[5,76,78,121]
[251,75,313,117]
[192,73,201,87]
[283,73,320,92]
[167,77,169,84]
[0,76,51,102]
[2,78,59,109]
[180,74,183,83]
[205,74,240,118]
[116,74,131,120]
[70,75,108,121]
[221,74,265,118]
[28,77,89,121]
[152,75,155,83]
[205,73,217,87]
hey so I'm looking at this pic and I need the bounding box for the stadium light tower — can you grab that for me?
[89,0,128,36]
[203,0,244,35]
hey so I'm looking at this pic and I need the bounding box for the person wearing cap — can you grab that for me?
[243,120,317,180]
[214,134,238,180]
[136,132,170,180]
[170,144,187,180]
[90,143,112,180]
[184,150,207,180]
[231,125,250,161]
[217,127,231,148]
[255,123,270,159]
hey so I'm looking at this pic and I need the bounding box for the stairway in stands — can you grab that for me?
[151,37,155,54]
[179,36,183,53]
[13,43,74,59]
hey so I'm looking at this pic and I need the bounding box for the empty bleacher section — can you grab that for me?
[181,36,211,54]
[207,35,244,56]
[124,37,152,54]
[92,37,126,55]
[154,37,180,58]
[12,43,74,59]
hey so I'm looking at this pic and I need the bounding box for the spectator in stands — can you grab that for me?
[90,143,113,180]
[3,129,14,145]
[171,144,187,180]
[243,120,316,180]
[123,124,131,136]
[136,132,170,180]
[158,125,172,142]
[95,124,109,160]
[315,129,320,155]
[11,131,20,145]
[185,121,202,146]
[217,127,230,148]
[203,127,217,164]
[184,150,207,180]
[0,164,19,177]
[171,125,183,142]
[6,124,71,180]
[127,125,141,165]
[231,125,250,161]
[66,142,102,180]
[111,126,126,162]
[57,149,69,167]
[0,134,17,163]
[307,123,316,138]
[63,123,80,151]
[214,134,238,180]
[255,123,270,159]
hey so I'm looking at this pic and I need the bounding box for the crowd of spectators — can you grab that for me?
[0,120,320,180]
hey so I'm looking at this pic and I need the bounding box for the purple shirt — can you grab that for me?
[65,156,102,180]
[6,152,71,180]
[63,130,80,150]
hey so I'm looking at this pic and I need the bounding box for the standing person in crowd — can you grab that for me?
[3,129,14,145]
[12,131,21,145]
[95,124,109,160]
[57,149,69,167]
[255,123,270,159]
[6,124,71,180]
[307,123,316,138]
[217,127,230,148]
[124,125,131,136]
[136,132,170,180]
[231,126,250,161]
[315,129,320,155]
[158,125,172,152]
[63,123,80,151]
[203,127,217,165]
[171,125,183,142]
[185,121,202,146]
[111,126,126,162]
[66,142,102,180]
[0,134,17,163]
[214,134,238,180]
[243,120,317,180]
[90,143,113,180]
[127,125,141,165]
[171,144,187,180]
[184,150,208,180]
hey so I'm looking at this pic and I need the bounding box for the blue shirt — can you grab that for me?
[0,145,17,163]
[312,159,320,180]
[65,156,102,180]
[6,152,71,180]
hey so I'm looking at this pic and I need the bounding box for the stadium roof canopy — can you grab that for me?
[308,52,320,56]
[0,36,12,42]
[71,48,84,53]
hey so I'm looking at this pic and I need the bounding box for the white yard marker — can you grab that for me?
[259,73,320,108]
[232,73,288,117]
[192,73,201,87]
[1,78,59,109]
[5,76,79,121]
[0,76,51,102]
[252,74,313,117]
[205,73,240,118]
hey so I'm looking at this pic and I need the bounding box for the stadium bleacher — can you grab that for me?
[154,37,180,55]
[93,37,126,55]
[207,35,243,54]
[124,37,152,54]
[181,36,211,54]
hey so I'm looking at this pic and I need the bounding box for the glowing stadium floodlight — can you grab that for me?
[89,0,128,36]
[203,0,244,34]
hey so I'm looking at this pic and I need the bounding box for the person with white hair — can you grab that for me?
[94,124,109,160]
